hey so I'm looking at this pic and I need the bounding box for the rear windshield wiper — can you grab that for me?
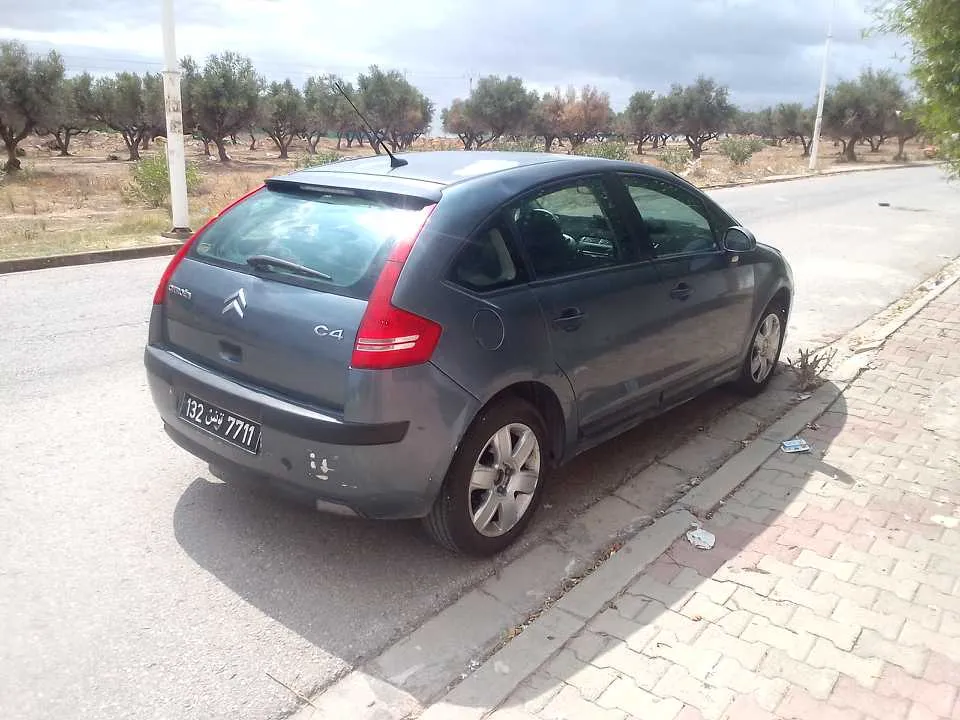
[246,255,332,281]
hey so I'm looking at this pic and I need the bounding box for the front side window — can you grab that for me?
[510,179,629,279]
[621,176,717,257]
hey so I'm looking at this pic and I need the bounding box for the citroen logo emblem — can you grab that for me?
[222,288,247,318]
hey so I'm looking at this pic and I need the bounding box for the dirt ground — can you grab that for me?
[0,131,926,260]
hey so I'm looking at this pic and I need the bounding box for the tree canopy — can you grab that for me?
[870,0,960,173]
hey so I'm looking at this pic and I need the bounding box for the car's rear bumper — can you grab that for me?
[144,345,479,519]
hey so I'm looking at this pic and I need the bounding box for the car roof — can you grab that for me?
[276,150,681,190]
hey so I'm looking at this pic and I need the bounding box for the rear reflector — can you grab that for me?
[351,204,441,370]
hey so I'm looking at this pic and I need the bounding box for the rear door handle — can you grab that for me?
[670,283,693,301]
[552,307,585,331]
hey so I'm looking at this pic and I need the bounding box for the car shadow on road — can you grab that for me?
[170,368,803,680]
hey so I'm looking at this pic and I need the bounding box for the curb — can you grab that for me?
[699,160,943,191]
[0,161,941,275]
[0,241,182,275]
[413,267,960,720]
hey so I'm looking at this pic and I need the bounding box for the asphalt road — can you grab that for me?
[2,165,958,720]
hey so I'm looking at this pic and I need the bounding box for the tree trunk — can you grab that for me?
[141,134,150,150]
[843,137,857,162]
[248,131,257,151]
[213,137,230,162]
[122,130,141,160]
[686,136,704,159]
[799,135,811,157]
[203,138,212,156]
[336,132,343,150]
[3,136,21,172]
[54,129,70,156]
[895,137,908,162]
[868,137,880,152]
[345,133,354,148]
[542,135,555,152]
[635,138,645,155]
[306,133,319,154]
[278,137,290,159]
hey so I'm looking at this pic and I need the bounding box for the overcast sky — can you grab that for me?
[1,0,910,120]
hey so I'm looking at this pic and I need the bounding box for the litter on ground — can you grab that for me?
[781,438,811,453]
[686,527,716,550]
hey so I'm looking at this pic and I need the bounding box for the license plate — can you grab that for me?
[178,392,262,454]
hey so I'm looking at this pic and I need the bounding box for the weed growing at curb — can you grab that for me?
[788,346,838,392]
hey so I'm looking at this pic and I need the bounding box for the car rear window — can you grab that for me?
[192,184,433,299]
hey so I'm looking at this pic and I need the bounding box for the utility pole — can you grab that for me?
[161,0,191,237]
[808,0,836,172]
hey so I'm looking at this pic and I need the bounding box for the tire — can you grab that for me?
[423,397,548,556]
[735,300,787,396]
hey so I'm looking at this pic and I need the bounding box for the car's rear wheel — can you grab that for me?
[424,397,548,556]
[735,300,787,395]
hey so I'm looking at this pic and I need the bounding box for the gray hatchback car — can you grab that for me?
[145,150,793,556]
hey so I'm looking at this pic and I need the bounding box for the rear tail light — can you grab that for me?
[152,185,265,305]
[351,204,441,370]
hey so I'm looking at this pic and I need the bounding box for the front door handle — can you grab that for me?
[670,283,693,301]
[552,307,585,331]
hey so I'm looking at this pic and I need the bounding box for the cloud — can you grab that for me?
[0,0,910,116]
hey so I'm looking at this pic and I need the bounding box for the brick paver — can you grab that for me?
[490,282,960,720]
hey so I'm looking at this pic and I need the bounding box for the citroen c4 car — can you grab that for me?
[144,150,793,556]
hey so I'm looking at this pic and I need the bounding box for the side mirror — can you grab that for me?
[722,226,757,253]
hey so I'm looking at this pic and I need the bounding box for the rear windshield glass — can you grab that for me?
[192,185,433,299]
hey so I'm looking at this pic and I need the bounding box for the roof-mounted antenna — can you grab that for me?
[334,82,407,169]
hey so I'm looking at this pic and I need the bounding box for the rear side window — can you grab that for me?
[192,185,432,299]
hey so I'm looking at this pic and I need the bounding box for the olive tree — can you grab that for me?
[303,74,358,152]
[357,65,432,152]
[181,52,262,161]
[559,85,613,151]
[262,79,304,159]
[623,90,657,154]
[89,72,164,161]
[655,76,736,159]
[823,69,907,161]
[0,40,64,171]
[36,73,94,156]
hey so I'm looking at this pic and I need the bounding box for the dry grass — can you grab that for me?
[0,129,927,260]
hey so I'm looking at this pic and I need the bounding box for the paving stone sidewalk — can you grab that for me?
[478,281,960,720]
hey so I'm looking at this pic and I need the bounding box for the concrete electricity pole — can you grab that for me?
[161,0,191,237]
[808,0,837,172]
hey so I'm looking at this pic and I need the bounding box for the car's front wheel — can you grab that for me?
[736,300,787,395]
[424,397,548,556]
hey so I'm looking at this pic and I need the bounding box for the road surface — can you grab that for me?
[1,165,958,720]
